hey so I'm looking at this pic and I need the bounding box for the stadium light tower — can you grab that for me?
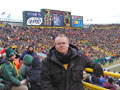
[86,19,92,26]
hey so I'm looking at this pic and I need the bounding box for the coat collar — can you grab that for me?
[48,44,78,67]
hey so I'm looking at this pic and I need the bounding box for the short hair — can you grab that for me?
[55,34,69,43]
[108,78,114,84]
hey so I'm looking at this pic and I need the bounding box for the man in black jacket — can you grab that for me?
[40,34,103,90]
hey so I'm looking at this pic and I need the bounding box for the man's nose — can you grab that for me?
[60,43,64,46]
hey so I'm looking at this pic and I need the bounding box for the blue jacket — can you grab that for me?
[19,50,37,61]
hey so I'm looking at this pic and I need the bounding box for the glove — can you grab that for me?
[93,63,103,77]
[20,79,26,86]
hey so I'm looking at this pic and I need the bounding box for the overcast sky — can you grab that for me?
[0,0,120,24]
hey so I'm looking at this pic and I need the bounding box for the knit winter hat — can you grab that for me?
[5,47,16,58]
[23,54,33,65]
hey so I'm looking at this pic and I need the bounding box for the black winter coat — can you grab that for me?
[40,45,99,90]
[26,57,42,90]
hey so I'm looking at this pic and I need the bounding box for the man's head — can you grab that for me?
[55,34,69,55]
[108,78,114,84]
[28,45,34,54]
[23,54,33,65]
[5,47,16,60]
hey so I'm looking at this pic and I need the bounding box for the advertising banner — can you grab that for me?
[71,15,83,27]
[23,11,43,26]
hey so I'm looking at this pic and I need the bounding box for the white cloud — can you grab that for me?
[0,0,120,24]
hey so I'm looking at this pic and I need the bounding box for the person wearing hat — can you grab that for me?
[20,54,33,79]
[104,77,117,90]
[25,56,42,90]
[19,45,37,62]
[1,47,28,90]
[0,55,12,90]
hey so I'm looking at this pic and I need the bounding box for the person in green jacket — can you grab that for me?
[20,54,33,79]
[1,47,28,90]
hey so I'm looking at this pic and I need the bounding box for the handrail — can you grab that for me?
[83,68,120,90]
[82,81,109,90]
[85,68,120,78]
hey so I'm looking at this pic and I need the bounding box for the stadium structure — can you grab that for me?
[0,9,84,29]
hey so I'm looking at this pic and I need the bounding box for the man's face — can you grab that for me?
[10,54,16,60]
[55,37,69,55]
[29,47,33,51]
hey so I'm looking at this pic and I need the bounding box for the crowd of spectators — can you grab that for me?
[83,70,120,90]
[0,24,120,60]
[0,23,120,90]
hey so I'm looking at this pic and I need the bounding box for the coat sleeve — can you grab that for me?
[40,60,56,90]
[1,64,20,86]
[19,51,27,61]
[79,52,103,77]
[19,64,25,80]
[78,51,97,68]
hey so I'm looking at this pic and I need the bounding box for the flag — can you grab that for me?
[1,12,5,15]
[7,13,11,18]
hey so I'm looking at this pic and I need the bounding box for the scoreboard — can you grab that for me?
[52,10,64,26]
[41,9,72,27]
[41,9,52,26]
[23,9,84,27]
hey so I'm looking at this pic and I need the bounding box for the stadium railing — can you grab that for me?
[82,68,120,90]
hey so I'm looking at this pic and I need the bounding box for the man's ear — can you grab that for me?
[54,42,56,46]
[68,39,70,44]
